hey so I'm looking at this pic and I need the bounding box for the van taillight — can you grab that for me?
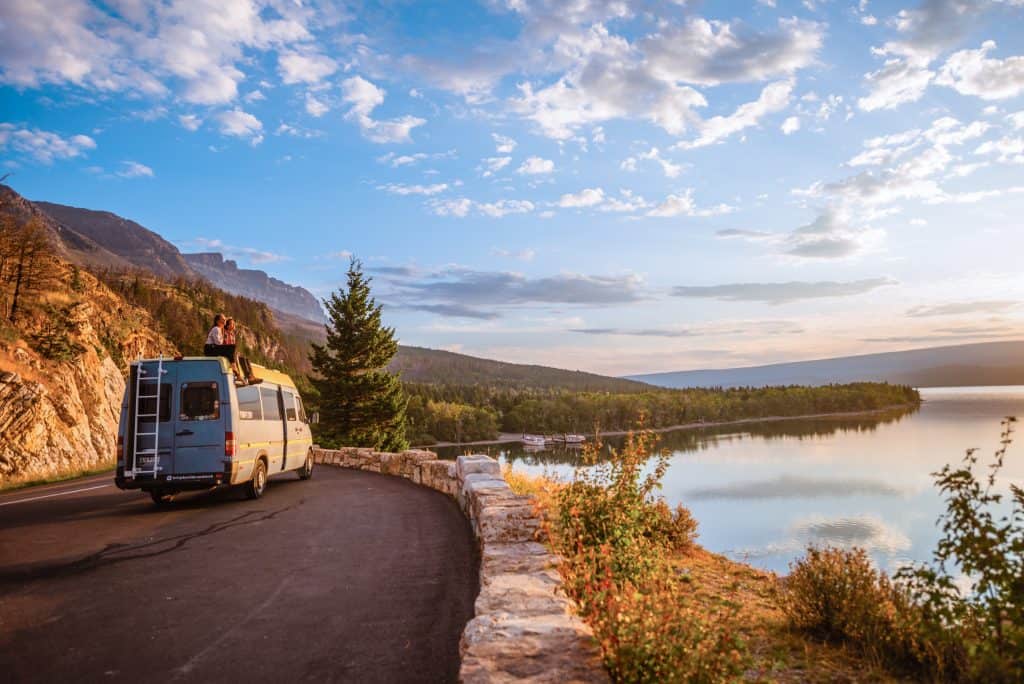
[225,432,236,457]
[116,435,124,461]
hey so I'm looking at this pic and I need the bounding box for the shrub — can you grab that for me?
[785,417,1021,682]
[896,416,1023,683]
[544,428,744,682]
[782,546,951,675]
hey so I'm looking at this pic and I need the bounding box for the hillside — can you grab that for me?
[389,345,651,392]
[629,341,1024,388]
[24,191,325,322]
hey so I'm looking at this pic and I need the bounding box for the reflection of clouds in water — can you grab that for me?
[727,514,911,561]
[685,475,903,500]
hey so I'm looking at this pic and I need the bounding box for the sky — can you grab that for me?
[1,0,1023,376]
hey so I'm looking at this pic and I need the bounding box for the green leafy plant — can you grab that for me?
[896,416,1023,683]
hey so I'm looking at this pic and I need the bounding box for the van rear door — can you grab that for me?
[127,360,176,478]
[172,360,227,477]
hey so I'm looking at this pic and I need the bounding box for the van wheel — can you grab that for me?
[246,460,267,499]
[298,452,314,480]
[150,489,174,505]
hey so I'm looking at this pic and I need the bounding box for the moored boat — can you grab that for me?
[521,433,547,447]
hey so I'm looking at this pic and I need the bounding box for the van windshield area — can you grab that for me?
[180,382,220,421]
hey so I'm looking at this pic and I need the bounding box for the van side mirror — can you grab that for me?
[310,412,320,425]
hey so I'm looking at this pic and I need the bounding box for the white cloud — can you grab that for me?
[858,58,934,111]
[492,133,517,153]
[675,80,793,149]
[642,17,824,86]
[621,147,682,177]
[646,189,735,217]
[936,41,1024,100]
[117,160,154,178]
[0,122,95,163]
[278,50,338,85]
[341,75,426,144]
[781,115,801,134]
[305,92,329,117]
[216,109,263,144]
[558,187,605,208]
[481,156,512,177]
[1009,110,1024,129]
[377,182,449,196]
[243,89,266,103]
[517,156,554,174]
[428,197,535,218]
[975,136,1024,163]
[178,114,201,131]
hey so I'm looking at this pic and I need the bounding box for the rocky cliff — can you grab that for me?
[0,263,177,487]
[183,252,324,323]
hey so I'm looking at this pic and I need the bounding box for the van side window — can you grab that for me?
[283,391,297,421]
[139,384,172,423]
[260,386,282,421]
[237,385,262,420]
[295,395,307,423]
[180,382,220,421]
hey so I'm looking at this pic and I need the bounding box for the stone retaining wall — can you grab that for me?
[311,447,608,683]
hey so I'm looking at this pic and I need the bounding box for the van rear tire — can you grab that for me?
[150,489,174,505]
[246,460,267,500]
[298,452,313,480]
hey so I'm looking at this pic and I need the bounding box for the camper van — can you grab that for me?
[114,356,315,504]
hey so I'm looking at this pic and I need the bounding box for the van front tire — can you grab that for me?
[298,452,313,480]
[246,460,267,500]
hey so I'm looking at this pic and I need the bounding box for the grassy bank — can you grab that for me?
[507,418,1022,683]
[1,463,115,492]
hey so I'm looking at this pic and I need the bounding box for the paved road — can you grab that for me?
[0,467,478,683]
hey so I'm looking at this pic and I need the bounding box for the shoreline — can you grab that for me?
[415,402,919,449]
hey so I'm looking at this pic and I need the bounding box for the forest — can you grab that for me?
[404,381,921,444]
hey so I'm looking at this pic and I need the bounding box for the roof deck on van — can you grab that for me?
[132,357,298,389]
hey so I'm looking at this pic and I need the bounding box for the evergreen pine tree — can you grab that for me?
[310,258,408,451]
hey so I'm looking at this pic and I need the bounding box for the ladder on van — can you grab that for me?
[127,355,167,479]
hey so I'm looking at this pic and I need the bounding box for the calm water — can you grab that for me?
[434,387,1024,574]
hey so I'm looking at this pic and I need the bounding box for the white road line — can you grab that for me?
[0,484,111,507]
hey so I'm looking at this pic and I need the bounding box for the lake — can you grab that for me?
[433,387,1024,574]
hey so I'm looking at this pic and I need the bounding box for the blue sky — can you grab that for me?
[2,0,1023,375]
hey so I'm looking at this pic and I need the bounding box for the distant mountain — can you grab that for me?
[183,252,324,323]
[35,201,194,280]
[391,345,652,392]
[22,191,325,322]
[628,341,1024,389]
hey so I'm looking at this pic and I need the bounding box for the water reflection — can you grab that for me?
[432,390,1023,574]
[433,406,917,466]
[684,475,904,500]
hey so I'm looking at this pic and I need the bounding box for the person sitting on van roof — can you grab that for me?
[205,314,262,386]
[204,314,226,356]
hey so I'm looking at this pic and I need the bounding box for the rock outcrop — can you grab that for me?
[0,266,176,486]
[312,447,609,683]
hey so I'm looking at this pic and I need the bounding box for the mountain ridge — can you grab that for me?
[20,191,325,322]
[628,340,1024,388]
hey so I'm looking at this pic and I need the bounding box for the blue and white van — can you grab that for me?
[114,356,315,504]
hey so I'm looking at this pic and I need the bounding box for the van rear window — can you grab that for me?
[260,387,282,421]
[180,383,220,421]
[237,385,261,420]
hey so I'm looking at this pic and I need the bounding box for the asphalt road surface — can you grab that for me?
[0,467,478,683]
